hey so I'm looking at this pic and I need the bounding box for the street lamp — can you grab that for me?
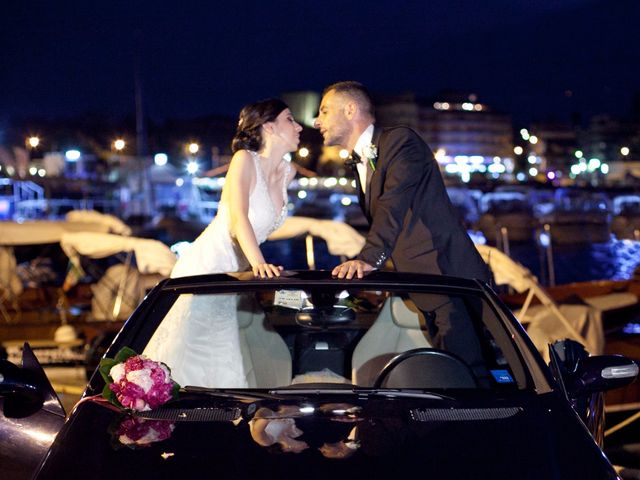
[27,136,40,149]
[114,139,126,152]
[188,143,199,155]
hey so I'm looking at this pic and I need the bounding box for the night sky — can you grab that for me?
[2,0,638,125]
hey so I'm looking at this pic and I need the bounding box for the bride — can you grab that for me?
[144,98,302,387]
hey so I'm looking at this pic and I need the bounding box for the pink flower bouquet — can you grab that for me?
[99,347,180,412]
[111,416,175,448]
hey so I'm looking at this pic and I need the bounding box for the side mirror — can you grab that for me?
[0,343,64,418]
[567,355,639,397]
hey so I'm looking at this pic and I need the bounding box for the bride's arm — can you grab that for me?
[227,150,283,278]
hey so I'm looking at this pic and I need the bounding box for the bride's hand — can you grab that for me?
[252,263,284,278]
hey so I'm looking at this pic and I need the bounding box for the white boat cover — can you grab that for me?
[60,232,176,276]
[269,216,365,258]
[476,244,615,359]
[0,220,110,246]
[65,210,132,236]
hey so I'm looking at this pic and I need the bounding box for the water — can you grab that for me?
[263,234,640,286]
[507,238,640,286]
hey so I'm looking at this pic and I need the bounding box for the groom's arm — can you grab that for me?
[357,127,431,268]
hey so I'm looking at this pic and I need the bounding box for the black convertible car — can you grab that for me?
[2,271,638,479]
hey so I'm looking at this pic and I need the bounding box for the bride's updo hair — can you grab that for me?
[232,98,289,153]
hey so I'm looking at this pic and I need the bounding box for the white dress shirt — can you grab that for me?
[353,124,374,193]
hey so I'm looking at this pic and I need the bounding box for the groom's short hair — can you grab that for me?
[324,81,375,120]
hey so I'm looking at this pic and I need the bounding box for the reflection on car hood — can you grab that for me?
[36,391,618,480]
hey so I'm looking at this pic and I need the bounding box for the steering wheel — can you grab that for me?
[373,348,479,389]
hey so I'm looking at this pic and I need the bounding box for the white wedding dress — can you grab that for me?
[144,151,289,388]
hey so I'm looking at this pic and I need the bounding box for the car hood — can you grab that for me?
[35,391,619,480]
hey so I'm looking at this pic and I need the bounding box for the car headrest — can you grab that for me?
[236,295,265,329]
[390,296,427,329]
[390,296,453,330]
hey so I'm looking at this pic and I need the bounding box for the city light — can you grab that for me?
[29,166,38,175]
[513,146,523,155]
[175,178,184,187]
[114,139,126,151]
[298,147,309,158]
[621,147,630,156]
[187,143,199,155]
[601,163,610,174]
[340,196,352,206]
[38,169,46,177]
[529,167,538,176]
[529,135,538,145]
[339,149,349,159]
[65,150,81,161]
[27,136,40,148]
[588,158,601,171]
[186,160,199,175]
[154,153,168,166]
[297,190,307,199]
[323,177,338,188]
[575,150,583,159]
[520,129,530,140]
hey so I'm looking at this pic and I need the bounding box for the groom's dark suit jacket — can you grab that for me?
[355,125,491,282]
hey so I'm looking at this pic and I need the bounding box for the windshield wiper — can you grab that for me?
[270,386,454,401]
[357,388,455,401]
[183,386,303,401]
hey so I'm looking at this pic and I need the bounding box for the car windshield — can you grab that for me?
[136,283,529,395]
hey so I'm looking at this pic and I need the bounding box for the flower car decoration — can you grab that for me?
[99,347,180,412]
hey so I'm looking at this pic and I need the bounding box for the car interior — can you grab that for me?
[154,287,524,392]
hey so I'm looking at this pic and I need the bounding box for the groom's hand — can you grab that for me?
[332,260,374,279]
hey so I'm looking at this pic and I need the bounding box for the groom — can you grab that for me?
[315,82,492,381]
[315,81,491,283]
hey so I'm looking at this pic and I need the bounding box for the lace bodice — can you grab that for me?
[244,150,289,244]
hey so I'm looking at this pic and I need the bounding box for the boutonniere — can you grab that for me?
[362,143,377,171]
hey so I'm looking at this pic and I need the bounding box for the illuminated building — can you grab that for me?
[377,92,514,181]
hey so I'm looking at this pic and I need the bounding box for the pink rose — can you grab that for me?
[108,355,175,412]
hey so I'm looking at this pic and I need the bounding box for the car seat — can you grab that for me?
[351,295,432,386]
[237,295,292,388]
